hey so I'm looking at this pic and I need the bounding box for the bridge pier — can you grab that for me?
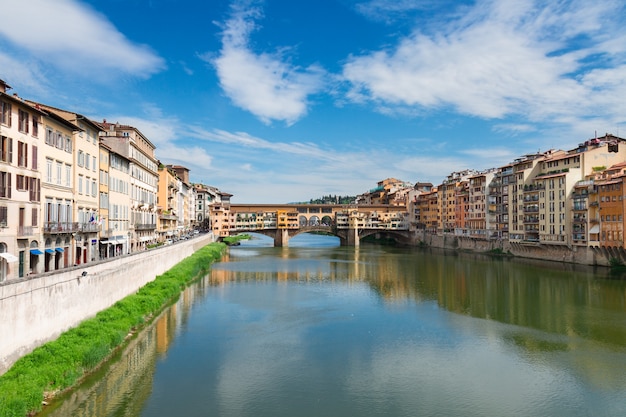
[343,228,360,247]
[274,229,289,247]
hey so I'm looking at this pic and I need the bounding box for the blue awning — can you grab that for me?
[55,247,64,253]
[30,249,44,255]
[45,249,55,254]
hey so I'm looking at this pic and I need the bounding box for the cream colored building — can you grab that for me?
[40,105,79,271]
[167,165,193,235]
[98,143,111,257]
[508,152,548,241]
[105,145,131,255]
[157,164,180,240]
[522,136,626,245]
[98,121,158,252]
[29,103,102,264]
[0,80,45,280]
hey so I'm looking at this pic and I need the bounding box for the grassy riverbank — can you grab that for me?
[223,233,251,245]
[0,242,226,417]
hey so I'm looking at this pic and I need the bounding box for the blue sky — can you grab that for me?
[1,0,625,203]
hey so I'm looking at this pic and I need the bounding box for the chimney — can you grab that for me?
[0,79,11,93]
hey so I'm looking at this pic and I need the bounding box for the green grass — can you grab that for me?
[223,233,251,245]
[0,242,226,417]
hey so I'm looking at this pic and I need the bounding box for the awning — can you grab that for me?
[30,249,44,255]
[55,247,64,253]
[0,252,18,263]
[590,225,600,233]
[45,249,55,254]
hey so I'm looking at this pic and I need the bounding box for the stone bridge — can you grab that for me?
[210,204,414,246]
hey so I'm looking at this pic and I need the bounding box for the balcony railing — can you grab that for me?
[44,222,79,233]
[78,223,100,233]
[18,225,35,236]
[135,223,156,230]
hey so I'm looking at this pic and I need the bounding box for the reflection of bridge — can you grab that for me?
[210,204,414,246]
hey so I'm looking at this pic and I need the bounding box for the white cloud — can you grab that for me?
[101,114,214,172]
[0,0,165,79]
[343,0,626,131]
[206,2,326,125]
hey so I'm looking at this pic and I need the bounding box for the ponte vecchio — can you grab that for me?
[209,204,412,247]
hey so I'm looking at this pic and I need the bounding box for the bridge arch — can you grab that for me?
[358,229,413,245]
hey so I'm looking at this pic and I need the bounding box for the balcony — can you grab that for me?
[44,222,79,233]
[135,223,156,230]
[17,225,35,237]
[523,184,545,192]
[78,223,100,233]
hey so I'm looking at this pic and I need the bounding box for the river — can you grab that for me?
[38,233,626,417]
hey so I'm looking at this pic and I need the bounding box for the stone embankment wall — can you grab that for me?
[0,234,216,375]
[416,231,614,266]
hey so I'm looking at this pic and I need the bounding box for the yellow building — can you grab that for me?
[40,104,79,271]
[157,164,180,241]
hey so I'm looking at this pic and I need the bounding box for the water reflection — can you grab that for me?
[37,235,626,417]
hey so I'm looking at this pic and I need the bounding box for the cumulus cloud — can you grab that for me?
[205,2,326,125]
[0,0,165,80]
[343,0,626,129]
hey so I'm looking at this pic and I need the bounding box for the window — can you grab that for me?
[65,164,71,187]
[32,115,39,137]
[0,136,11,163]
[16,174,27,191]
[92,180,97,197]
[0,206,7,226]
[17,141,28,167]
[0,100,11,126]
[55,132,63,149]
[85,153,90,170]
[85,178,89,196]
[18,109,29,133]
[45,128,54,145]
[0,171,11,198]
[77,150,84,167]
[92,155,96,171]
[65,136,72,153]
[32,145,38,170]
[78,175,83,194]
[56,161,62,185]
[46,159,52,183]
[29,177,39,202]
[32,207,38,226]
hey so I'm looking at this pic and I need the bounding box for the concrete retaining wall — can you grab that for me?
[417,231,611,266]
[0,234,216,375]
